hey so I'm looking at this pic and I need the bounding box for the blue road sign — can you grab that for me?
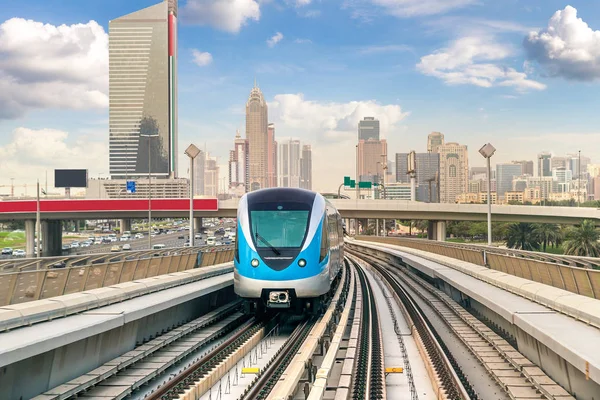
[126,181,136,193]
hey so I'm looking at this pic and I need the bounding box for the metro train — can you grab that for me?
[234,188,344,314]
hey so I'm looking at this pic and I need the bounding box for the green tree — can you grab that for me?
[506,222,540,251]
[533,223,562,252]
[563,220,600,257]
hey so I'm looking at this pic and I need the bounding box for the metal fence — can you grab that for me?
[0,247,235,306]
[356,236,600,300]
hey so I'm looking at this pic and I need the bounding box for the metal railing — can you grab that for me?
[0,246,235,306]
[356,236,600,300]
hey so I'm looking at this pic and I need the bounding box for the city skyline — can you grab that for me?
[1,1,600,193]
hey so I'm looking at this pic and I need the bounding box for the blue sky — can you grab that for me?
[1,0,600,193]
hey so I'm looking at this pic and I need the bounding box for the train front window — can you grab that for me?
[250,207,310,249]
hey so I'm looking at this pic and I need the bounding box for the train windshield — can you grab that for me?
[249,202,311,248]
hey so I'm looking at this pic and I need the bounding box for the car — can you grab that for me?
[70,242,80,248]
[13,249,26,257]
[120,236,129,241]
[206,236,216,246]
[1,247,13,255]
[178,235,185,239]
[234,188,344,315]
[110,245,121,252]
[122,244,131,251]
[194,233,202,240]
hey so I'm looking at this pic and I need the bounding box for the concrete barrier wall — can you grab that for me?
[357,236,600,299]
[0,247,235,306]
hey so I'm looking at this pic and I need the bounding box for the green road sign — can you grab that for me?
[344,176,351,186]
[349,179,356,188]
[358,181,372,189]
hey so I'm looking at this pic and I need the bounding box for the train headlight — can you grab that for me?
[298,258,307,267]
[251,258,259,267]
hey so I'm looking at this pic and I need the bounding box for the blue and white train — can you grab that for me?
[234,188,344,314]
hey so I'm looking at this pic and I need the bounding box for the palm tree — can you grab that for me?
[506,222,540,251]
[563,220,600,257]
[533,223,562,252]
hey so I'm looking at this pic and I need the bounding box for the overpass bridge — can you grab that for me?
[0,198,598,256]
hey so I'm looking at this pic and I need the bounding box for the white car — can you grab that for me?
[122,244,131,250]
[13,249,26,257]
[70,242,80,248]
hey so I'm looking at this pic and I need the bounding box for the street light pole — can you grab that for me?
[578,150,581,206]
[36,180,41,258]
[140,133,159,249]
[479,143,496,246]
[185,144,201,247]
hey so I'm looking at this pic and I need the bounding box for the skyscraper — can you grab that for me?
[228,130,249,193]
[497,163,523,199]
[427,132,445,153]
[246,83,268,191]
[204,155,219,197]
[300,145,312,190]
[267,123,278,188]
[511,160,534,176]
[278,138,301,188]
[358,139,387,183]
[395,152,439,201]
[437,142,468,203]
[108,0,178,179]
[193,148,205,196]
[538,152,551,177]
[358,117,380,141]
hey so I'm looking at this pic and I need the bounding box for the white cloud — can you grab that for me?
[524,6,600,81]
[417,36,546,91]
[294,0,312,6]
[268,94,408,191]
[371,0,477,18]
[358,44,412,54]
[182,0,260,33]
[267,32,284,47]
[0,127,108,184]
[191,49,213,66]
[0,18,108,119]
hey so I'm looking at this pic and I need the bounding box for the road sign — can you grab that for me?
[126,181,136,193]
[358,181,372,189]
[344,176,351,186]
[349,179,356,188]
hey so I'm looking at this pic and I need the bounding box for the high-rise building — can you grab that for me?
[551,156,568,170]
[228,130,248,193]
[246,82,268,191]
[300,145,312,190]
[358,117,380,141]
[267,123,278,188]
[552,167,572,193]
[496,163,523,199]
[427,132,444,153]
[108,0,178,179]
[358,139,387,183]
[512,175,528,192]
[193,148,206,196]
[469,166,487,179]
[437,142,468,203]
[395,152,439,202]
[204,156,219,197]
[278,138,301,188]
[511,160,533,176]
[538,152,552,177]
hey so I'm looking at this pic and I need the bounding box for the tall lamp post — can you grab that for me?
[185,144,201,247]
[479,143,496,246]
[140,133,159,249]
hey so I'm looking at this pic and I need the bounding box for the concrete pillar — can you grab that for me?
[42,220,62,257]
[436,221,447,242]
[427,221,435,240]
[73,220,80,232]
[383,218,386,236]
[194,218,203,234]
[120,219,132,233]
[25,220,35,258]
[376,219,379,236]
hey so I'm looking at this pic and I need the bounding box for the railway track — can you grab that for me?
[353,249,575,400]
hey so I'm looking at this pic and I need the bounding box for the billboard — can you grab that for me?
[55,169,88,188]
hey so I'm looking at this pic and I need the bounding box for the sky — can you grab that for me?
[1,0,600,195]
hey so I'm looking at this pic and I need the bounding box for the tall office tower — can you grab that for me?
[497,163,523,199]
[267,123,278,188]
[469,166,487,179]
[551,156,568,170]
[427,132,445,153]
[437,142,468,203]
[538,152,552,177]
[552,167,573,193]
[512,160,533,176]
[228,130,249,193]
[358,139,388,183]
[566,153,591,177]
[358,117,380,141]
[193,149,206,196]
[246,82,268,191]
[204,156,219,197]
[395,152,440,202]
[300,145,312,190]
[109,0,178,179]
[278,138,301,188]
